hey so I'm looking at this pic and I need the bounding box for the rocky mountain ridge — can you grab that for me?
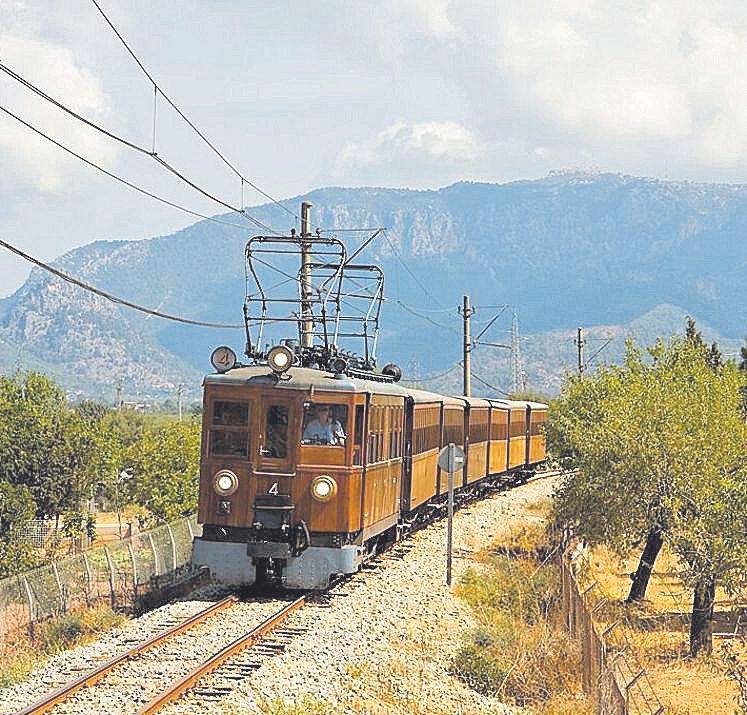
[2,173,747,400]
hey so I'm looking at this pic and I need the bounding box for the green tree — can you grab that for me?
[123,418,201,523]
[0,372,105,523]
[0,480,37,577]
[551,332,747,655]
[74,399,111,425]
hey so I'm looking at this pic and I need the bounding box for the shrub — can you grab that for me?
[452,546,592,713]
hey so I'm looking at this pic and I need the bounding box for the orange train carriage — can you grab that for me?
[193,363,548,590]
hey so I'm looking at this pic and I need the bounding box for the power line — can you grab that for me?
[410,362,461,382]
[393,299,461,336]
[382,230,443,307]
[467,364,512,397]
[0,103,273,234]
[0,61,280,235]
[88,0,297,221]
[0,237,244,329]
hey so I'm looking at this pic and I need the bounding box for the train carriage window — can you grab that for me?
[301,403,348,446]
[353,405,365,465]
[264,405,289,458]
[210,400,249,457]
[213,400,248,426]
[211,429,249,457]
[510,413,526,438]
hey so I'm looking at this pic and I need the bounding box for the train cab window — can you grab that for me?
[264,405,289,458]
[301,403,348,446]
[210,400,249,457]
[353,405,365,465]
[213,401,248,426]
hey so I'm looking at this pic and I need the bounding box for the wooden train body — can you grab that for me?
[193,365,547,589]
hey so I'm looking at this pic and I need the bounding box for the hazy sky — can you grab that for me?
[3,0,747,296]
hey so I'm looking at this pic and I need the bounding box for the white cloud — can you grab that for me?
[0,32,116,194]
[335,121,478,187]
[351,1,747,173]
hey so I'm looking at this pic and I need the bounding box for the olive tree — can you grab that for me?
[551,333,747,655]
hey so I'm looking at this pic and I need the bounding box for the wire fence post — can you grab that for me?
[103,545,116,607]
[127,542,138,598]
[82,551,93,606]
[166,524,177,581]
[22,576,35,640]
[51,562,65,614]
[147,532,160,577]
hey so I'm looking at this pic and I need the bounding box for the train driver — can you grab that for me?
[302,405,346,446]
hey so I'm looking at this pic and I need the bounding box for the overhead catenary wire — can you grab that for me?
[393,299,462,336]
[466,364,513,397]
[0,103,272,234]
[88,0,297,221]
[0,62,280,235]
[408,359,512,397]
[382,230,443,307]
[409,362,462,382]
[0,237,244,329]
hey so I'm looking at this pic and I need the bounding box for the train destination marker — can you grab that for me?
[438,443,465,586]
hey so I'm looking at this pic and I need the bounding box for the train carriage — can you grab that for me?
[194,361,548,590]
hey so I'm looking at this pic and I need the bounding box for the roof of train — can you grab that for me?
[204,365,547,409]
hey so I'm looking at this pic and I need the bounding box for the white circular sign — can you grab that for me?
[211,346,237,373]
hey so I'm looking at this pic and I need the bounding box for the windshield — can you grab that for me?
[301,403,348,446]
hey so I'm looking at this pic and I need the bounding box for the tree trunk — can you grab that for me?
[689,576,716,657]
[626,526,664,603]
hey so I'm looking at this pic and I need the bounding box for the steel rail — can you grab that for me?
[137,595,306,714]
[13,595,238,715]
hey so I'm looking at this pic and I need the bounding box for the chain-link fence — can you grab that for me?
[0,515,200,644]
[559,549,665,715]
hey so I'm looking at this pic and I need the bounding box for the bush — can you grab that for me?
[452,548,592,713]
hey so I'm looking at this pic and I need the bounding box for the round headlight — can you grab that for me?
[268,345,293,373]
[310,475,337,502]
[213,469,238,496]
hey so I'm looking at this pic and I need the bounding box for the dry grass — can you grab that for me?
[451,524,593,714]
[0,603,126,687]
[237,696,332,715]
[583,545,743,714]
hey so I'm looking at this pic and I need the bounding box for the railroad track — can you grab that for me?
[12,594,305,715]
[137,595,305,714]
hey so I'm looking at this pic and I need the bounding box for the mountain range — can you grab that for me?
[2,172,747,401]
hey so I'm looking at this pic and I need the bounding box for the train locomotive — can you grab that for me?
[192,204,548,589]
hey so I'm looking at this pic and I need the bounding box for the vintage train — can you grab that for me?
[192,349,548,589]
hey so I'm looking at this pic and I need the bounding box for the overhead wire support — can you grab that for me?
[88,0,297,221]
[0,61,279,235]
[585,337,614,369]
[0,237,244,329]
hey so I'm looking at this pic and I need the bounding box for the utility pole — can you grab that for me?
[575,326,585,376]
[177,383,184,422]
[300,201,314,349]
[510,311,522,394]
[116,382,123,411]
[459,295,474,397]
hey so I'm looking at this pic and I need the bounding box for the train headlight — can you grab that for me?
[213,469,239,496]
[268,345,293,374]
[310,475,337,502]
